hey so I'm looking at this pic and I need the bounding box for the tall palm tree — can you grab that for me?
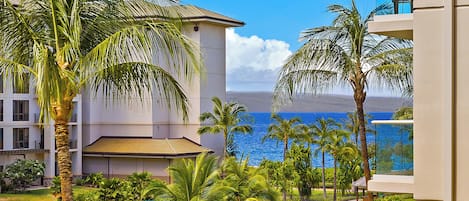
[198,96,253,158]
[262,114,304,201]
[273,2,413,199]
[162,152,220,201]
[0,0,201,200]
[325,130,354,201]
[310,118,341,200]
[344,111,375,145]
[262,114,304,162]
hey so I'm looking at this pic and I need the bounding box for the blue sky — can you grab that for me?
[181,0,398,96]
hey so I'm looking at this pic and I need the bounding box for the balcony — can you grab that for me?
[368,120,414,194]
[368,0,413,40]
[376,0,413,15]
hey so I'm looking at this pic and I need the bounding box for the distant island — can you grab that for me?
[227,91,412,112]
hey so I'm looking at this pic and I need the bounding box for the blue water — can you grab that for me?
[234,112,394,167]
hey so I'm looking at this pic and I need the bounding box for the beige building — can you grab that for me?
[0,3,243,184]
[368,0,468,200]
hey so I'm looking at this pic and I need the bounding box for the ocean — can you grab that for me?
[234,112,394,167]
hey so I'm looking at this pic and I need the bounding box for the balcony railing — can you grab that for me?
[372,120,413,176]
[376,0,413,15]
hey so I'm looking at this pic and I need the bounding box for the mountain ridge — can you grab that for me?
[226,91,412,113]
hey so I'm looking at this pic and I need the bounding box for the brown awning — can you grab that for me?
[83,137,212,158]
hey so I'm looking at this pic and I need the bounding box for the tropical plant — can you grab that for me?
[127,172,164,201]
[84,172,104,188]
[0,0,201,199]
[287,144,316,201]
[337,148,363,196]
[259,159,298,201]
[160,152,219,201]
[262,114,305,161]
[198,97,253,158]
[325,130,355,201]
[98,178,133,201]
[344,111,375,145]
[2,159,45,191]
[208,157,279,201]
[273,1,413,199]
[309,118,341,199]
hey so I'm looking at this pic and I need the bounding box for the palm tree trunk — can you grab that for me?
[322,151,326,199]
[54,102,73,201]
[333,157,337,201]
[283,138,288,201]
[354,89,373,201]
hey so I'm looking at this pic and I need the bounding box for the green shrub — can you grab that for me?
[2,159,45,192]
[74,190,99,201]
[97,178,133,201]
[75,178,85,186]
[84,172,104,188]
[51,176,62,200]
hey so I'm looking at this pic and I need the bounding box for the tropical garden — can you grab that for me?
[0,0,413,200]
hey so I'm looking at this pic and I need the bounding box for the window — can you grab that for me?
[13,128,29,149]
[0,100,3,121]
[13,100,29,121]
[0,74,3,93]
[12,74,29,93]
[0,128,3,150]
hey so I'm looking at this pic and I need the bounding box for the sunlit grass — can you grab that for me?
[0,186,96,201]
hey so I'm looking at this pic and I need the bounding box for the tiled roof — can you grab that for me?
[83,137,212,158]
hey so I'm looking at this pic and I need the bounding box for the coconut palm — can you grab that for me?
[262,114,304,162]
[262,114,304,201]
[344,111,375,145]
[161,152,219,201]
[273,2,413,199]
[0,0,201,200]
[310,118,341,200]
[198,96,253,158]
[325,130,355,201]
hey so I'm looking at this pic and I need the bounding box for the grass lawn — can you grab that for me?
[0,186,96,201]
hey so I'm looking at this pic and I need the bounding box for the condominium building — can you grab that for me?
[0,3,244,184]
[368,0,468,200]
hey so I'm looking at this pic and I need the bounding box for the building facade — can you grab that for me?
[368,0,469,200]
[0,3,243,184]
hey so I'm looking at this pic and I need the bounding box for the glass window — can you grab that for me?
[0,74,3,93]
[13,128,29,149]
[0,100,3,121]
[12,74,29,93]
[0,128,3,150]
[13,100,29,121]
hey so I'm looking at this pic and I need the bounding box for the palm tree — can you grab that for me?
[262,114,304,201]
[310,118,341,200]
[273,2,413,199]
[161,152,219,201]
[325,130,355,201]
[262,114,304,162]
[344,111,375,145]
[208,157,280,201]
[198,96,253,158]
[0,1,201,200]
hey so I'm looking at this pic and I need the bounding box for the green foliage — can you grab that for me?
[161,152,219,201]
[209,157,280,201]
[198,97,253,158]
[51,176,62,199]
[97,178,133,201]
[2,159,45,191]
[84,172,104,188]
[263,114,305,161]
[126,172,166,201]
[287,144,316,200]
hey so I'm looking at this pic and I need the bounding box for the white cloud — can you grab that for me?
[226,29,292,91]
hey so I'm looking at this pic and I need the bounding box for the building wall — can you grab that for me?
[0,75,83,180]
[82,22,228,157]
[83,157,171,182]
[413,0,469,200]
